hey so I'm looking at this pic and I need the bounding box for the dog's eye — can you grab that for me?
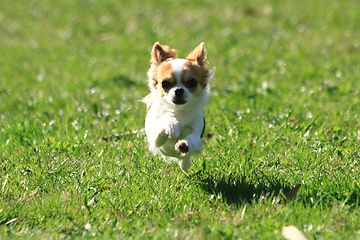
[162,81,172,90]
[186,79,197,88]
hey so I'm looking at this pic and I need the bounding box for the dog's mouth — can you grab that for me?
[173,99,187,105]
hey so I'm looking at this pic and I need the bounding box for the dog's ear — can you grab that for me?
[150,42,177,66]
[186,42,208,66]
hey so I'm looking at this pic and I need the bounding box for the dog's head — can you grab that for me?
[148,42,215,107]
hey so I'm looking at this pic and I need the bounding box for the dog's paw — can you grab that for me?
[175,140,189,153]
[179,158,192,172]
[165,122,180,139]
[154,130,168,147]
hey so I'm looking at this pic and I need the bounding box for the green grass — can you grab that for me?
[1,0,360,239]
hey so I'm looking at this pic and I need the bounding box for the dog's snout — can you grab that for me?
[173,87,186,105]
[174,88,184,97]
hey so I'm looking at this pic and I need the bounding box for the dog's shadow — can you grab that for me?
[188,169,293,206]
[188,168,360,207]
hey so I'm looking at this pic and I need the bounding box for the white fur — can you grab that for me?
[170,59,187,82]
[145,83,210,172]
[145,51,215,172]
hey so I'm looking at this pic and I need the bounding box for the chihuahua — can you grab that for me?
[144,42,215,172]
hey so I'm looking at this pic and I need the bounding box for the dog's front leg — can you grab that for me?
[179,157,192,172]
[153,114,180,147]
[175,133,202,155]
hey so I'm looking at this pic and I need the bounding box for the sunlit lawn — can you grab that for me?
[1,0,360,239]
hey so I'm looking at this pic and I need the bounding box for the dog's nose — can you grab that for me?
[174,88,184,97]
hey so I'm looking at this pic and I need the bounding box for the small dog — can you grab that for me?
[144,42,215,172]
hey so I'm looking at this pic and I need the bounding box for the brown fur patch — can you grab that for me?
[178,61,209,97]
[157,62,175,83]
[186,42,208,67]
[149,42,177,89]
[146,94,153,112]
[201,117,205,138]
[154,62,177,96]
[151,42,177,66]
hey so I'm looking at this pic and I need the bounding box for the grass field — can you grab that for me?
[1,0,360,239]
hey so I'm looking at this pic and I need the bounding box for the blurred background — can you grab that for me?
[1,0,360,135]
[1,1,360,238]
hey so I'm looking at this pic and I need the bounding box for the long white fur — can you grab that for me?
[145,47,215,172]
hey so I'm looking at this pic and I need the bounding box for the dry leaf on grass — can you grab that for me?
[282,225,308,240]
